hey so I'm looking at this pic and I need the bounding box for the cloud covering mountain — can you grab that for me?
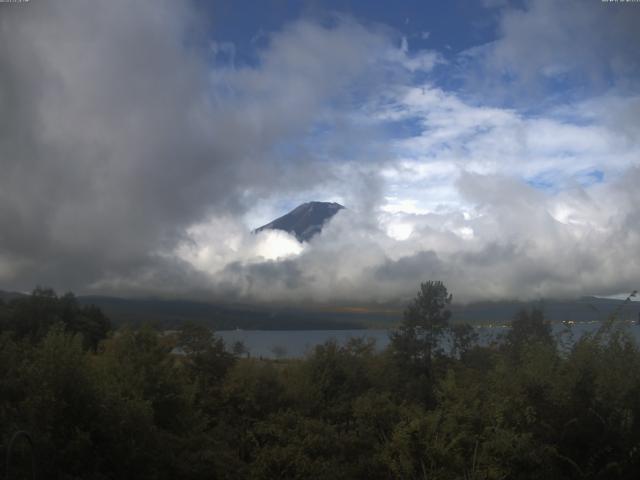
[0,0,639,304]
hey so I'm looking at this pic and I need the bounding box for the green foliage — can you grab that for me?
[504,307,553,356]
[4,283,640,479]
[223,359,288,423]
[0,288,110,350]
[450,322,479,361]
[391,281,452,359]
[388,281,458,404]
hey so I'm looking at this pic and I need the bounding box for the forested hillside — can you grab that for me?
[2,284,640,479]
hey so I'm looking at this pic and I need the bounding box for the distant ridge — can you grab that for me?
[4,289,639,330]
[254,201,344,242]
[77,295,640,330]
[0,290,27,302]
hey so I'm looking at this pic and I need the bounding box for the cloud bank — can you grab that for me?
[0,0,639,304]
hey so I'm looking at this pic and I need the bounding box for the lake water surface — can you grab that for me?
[217,321,640,358]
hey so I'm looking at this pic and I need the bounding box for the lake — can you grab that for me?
[217,321,640,358]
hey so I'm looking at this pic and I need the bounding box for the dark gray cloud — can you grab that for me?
[0,1,394,293]
[0,0,226,290]
[223,259,305,293]
[374,251,443,284]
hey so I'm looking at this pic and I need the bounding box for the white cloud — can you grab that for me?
[471,0,640,97]
[137,10,640,303]
[2,2,640,306]
[167,165,640,304]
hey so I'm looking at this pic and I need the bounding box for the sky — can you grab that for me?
[0,0,639,304]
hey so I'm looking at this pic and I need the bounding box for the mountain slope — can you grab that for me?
[77,295,640,330]
[0,290,27,302]
[254,201,344,242]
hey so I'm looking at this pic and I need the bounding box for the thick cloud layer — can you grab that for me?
[1,0,226,288]
[0,2,393,292]
[175,168,640,304]
[1,0,639,304]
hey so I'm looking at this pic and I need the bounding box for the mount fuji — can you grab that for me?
[254,201,344,242]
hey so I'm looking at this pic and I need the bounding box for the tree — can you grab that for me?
[504,307,552,357]
[0,288,111,350]
[450,323,479,360]
[389,281,452,403]
[176,322,236,412]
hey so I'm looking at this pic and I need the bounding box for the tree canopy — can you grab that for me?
[2,284,640,479]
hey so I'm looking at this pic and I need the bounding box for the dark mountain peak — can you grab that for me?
[255,201,344,242]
